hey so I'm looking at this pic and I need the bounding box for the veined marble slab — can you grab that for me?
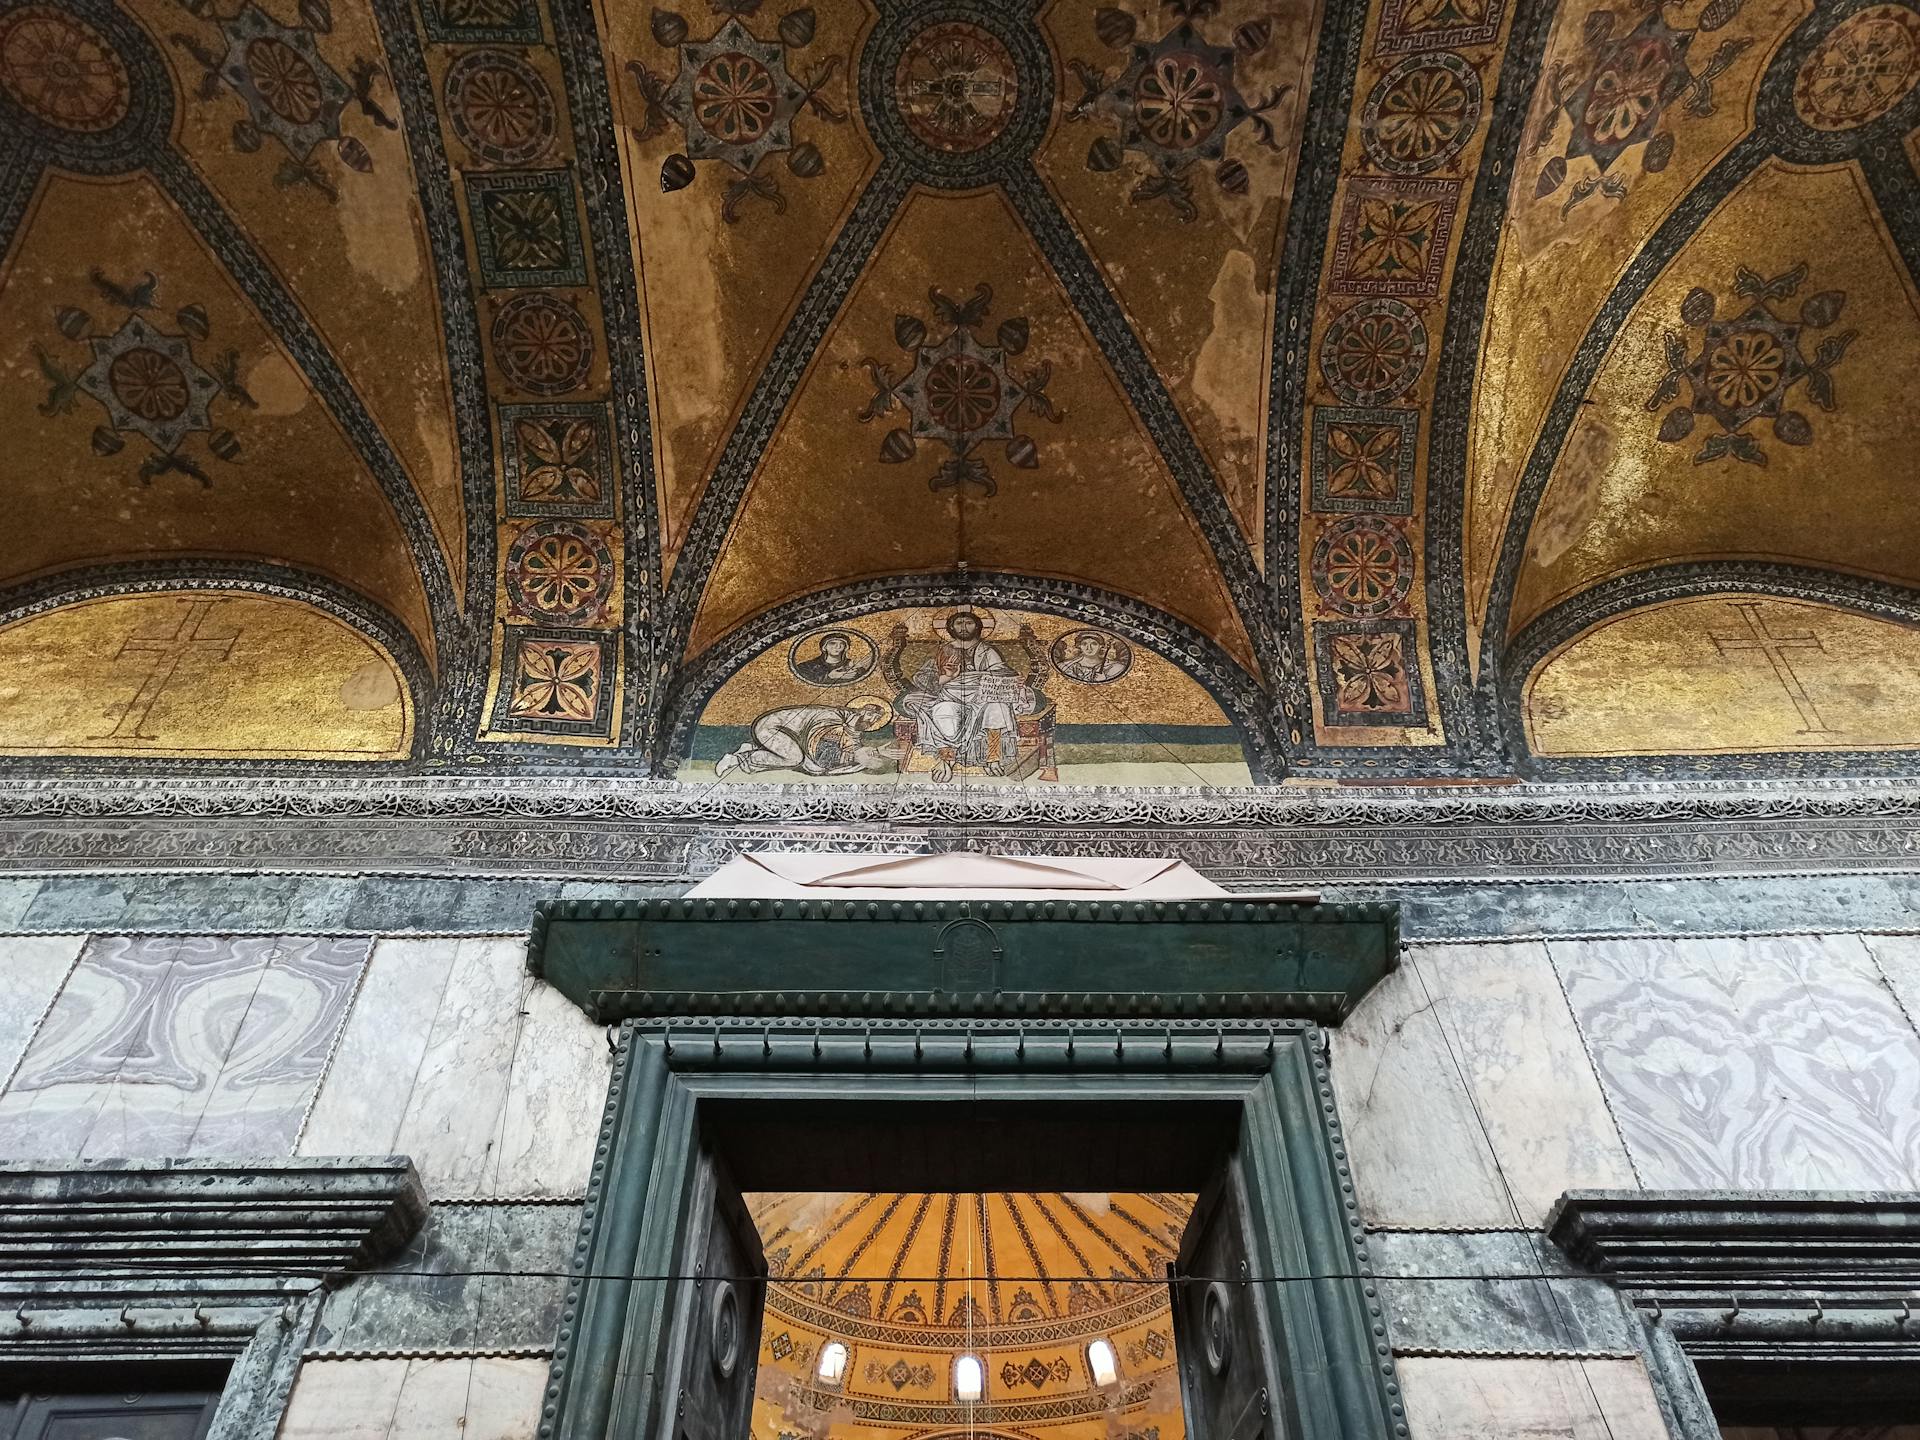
[1397,1357,1668,1440]
[1411,943,1638,1225]
[0,936,368,1162]
[302,938,603,1198]
[1553,935,1920,1190]
[1330,961,1514,1227]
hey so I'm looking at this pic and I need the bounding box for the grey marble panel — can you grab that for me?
[0,935,83,1088]
[117,873,304,930]
[1370,874,1920,941]
[1396,1356,1669,1440]
[18,876,137,931]
[1,868,1919,942]
[1368,1229,1636,1357]
[310,1201,575,1354]
[1412,944,1638,1225]
[1553,935,1920,1190]
[0,879,43,928]
[1331,960,1514,1228]
[341,879,547,934]
[0,935,368,1162]
[187,938,373,1154]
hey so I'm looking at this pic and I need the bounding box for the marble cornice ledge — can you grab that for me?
[1548,1190,1920,1290]
[0,1156,429,1299]
[0,776,1915,882]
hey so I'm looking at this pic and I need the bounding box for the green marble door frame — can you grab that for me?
[537,1017,1406,1440]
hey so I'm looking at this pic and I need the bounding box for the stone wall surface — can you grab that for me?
[1,896,1916,1440]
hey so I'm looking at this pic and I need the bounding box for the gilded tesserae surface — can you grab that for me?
[0,0,1915,784]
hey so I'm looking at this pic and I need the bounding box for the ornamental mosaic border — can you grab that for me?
[373,0,503,747]
[1262,0,1372,754]
[547,0,668,753]
[0,776,1917,883]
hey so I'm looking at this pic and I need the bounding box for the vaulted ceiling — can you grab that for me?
[0,0,1916,781]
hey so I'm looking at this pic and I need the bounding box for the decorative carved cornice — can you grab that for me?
[0,775,1916,881]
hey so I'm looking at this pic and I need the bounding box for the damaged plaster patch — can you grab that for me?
[245,350,309,416]
[1527,416,1614,567]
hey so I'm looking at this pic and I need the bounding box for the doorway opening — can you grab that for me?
[672,1097,1279,1440]
[544,1019,1397,1440]
[746,1191,1192,1440]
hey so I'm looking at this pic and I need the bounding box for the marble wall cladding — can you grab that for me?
[1330,959,1515,1227]
[1552,935,1920,1190]
[298,938,611,1198]
[277,1356,548,1440]
[1411,944,1638,1224]
[1397,1357,1669,1440]
[1332,943,1636,1228]
[0,935,370,1161]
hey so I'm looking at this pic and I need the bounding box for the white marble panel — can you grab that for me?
[277,1355,546,1440]
[1398,1357,1668,1440]
[391,938,526,1196]
[1553,935,1920,1190]
[463,1357,550,1440]
[1863,933,1920,1039]
[277,1357,409,1440]
[491,976,612,1196]
[300,938,461,1158]
[1412,943,1638,1225]
[0,935,84,1089]
[1330,959,1513,1228]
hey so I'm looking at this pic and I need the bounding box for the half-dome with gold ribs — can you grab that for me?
[748,1192,1190,1440]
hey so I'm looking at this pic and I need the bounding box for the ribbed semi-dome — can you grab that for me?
[748,1192,1191,1440]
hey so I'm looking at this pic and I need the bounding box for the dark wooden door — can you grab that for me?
[1172,1152,1285,1440]
[1,1389,220,1440]
[660,1142,766,1440]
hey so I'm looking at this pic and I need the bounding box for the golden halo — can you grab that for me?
[848,694,894,730]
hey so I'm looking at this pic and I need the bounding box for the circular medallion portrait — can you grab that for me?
[1050,628,1132,684]
[787,628,878,686]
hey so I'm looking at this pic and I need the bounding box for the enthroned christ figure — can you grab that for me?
[892,611,1038,783]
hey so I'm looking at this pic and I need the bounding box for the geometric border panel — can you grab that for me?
[500,403,617,519]
[490,625,618,737]
[1313,618,1428,728]
[1310,407,1418,514]
[417,0,543,45]
[464,169,588,289]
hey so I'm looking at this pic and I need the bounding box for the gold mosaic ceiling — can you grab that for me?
[0,0,1917,780]
[747,1192,1189,1440]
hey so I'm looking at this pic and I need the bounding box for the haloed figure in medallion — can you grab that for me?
[1054,629,1130,683]
[714,697,895,779]
[895,611,1037,783]
[792,630,868,685]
